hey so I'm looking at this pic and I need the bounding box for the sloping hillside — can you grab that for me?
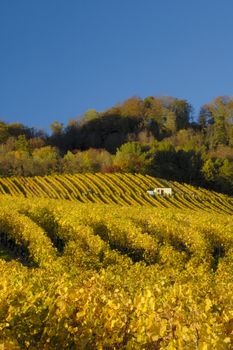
[0,173,232,214]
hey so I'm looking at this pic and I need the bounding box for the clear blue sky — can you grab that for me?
[0,0,233,131]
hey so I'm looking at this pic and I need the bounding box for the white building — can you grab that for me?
[147,188,173,197]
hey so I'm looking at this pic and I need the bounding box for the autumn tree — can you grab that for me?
[120,97,144,118]
[199,96,233,147]
[113,142,148,173]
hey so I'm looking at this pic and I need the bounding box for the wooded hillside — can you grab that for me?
[1,95,233,194]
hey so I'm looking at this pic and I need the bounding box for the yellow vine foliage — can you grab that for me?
[0,182,232,349]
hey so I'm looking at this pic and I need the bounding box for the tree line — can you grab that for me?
[0,95,233,194]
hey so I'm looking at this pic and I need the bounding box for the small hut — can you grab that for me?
[147,188,173,197]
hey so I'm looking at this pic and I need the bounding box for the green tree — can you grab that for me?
[50,121,64,151]
[33,146,58,161]
[16,135,30,153]
[32,146,60,175]
[201,158,222,183]
[143,97,164,124]
[113,142,147,173]
[158,97,192,130]
[169,99,192,130]
[80,109,99,124]
[164,111,177,134]
[199,96,233,147]
[50,121,63,135]
[0,122,9,143]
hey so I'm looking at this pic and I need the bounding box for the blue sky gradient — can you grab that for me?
[0,0,233,131]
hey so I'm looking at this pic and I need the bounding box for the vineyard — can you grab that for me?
[0,172,232,213]
[0,174,232,349]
